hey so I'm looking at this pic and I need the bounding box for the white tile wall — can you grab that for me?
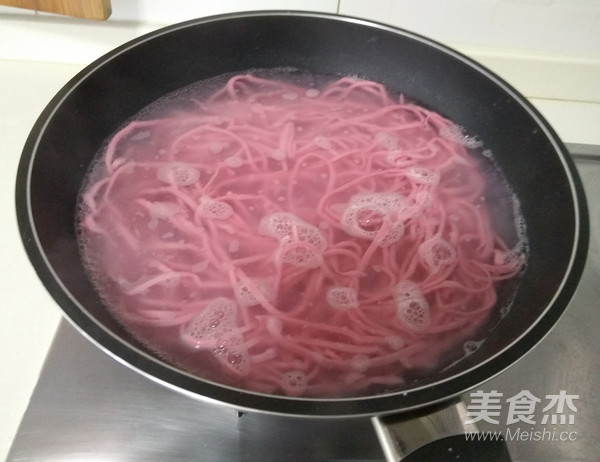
[107,0,339,23]
[340,0,600,56]
[1,0,599,58]
[0,0,598,102]
[337,0,600,105]
[0,0,340,21]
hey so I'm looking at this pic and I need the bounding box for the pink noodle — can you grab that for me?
[79,74,525,398]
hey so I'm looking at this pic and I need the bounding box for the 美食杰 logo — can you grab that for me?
[463,389,579,443]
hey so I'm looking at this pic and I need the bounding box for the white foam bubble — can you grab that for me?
[182,297,237,347]
[157,162,200,186]
[278,242,323,269]
[511,192,529,261]
[393,280,422,300]
[415,190,434,208]
[326,286,359,310]
[340,193,408,245]
[281,370,307,396]
[192,260,209,272]
[117,273,151,295]
[405,166,440,185]
[208,142,228,154]
[182,297,250,375]
[259,212,327,251]
[385,149,415,168]
[393,281,431,331]
[294,224,327,251]
[265,316,283,337]
[129,129,151,141]
[350,354,371,372]
[282,92,298,101]
[385,335,405,350]
[463,340,484,356]
[378,222,405,248]
[343,372,365,384]
[349,193,407,216]
[146,201,181,229]
[235,278,274,307]
[418,236,456,269]
[313,136,332,150]
[270,148,286,160]
[197,197,234,220]
[375,131,398,150]
[494,248,525,271]
[258,212,297,240]
[395,296,431,331]
[160,275,180,288]
[305,88,320,98]
[439,124,483,149]
[228,239,240,253]
[211,333,251,376]
[224,155,244,168]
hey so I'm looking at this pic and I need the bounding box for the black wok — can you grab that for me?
[15,11,588,460]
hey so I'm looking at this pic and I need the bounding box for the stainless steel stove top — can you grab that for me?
[7,145,600,462]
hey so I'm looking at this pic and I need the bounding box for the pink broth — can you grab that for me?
[78,73,526,398]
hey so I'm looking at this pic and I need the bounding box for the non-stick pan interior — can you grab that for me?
[16,12,588,416]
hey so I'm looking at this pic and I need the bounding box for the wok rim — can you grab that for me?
[15,10,589,418]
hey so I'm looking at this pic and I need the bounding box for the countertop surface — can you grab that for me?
[1,19,599,461]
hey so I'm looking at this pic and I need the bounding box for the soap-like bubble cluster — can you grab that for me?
[235,278,275,307]
[281,370,308,396]
[144,201,181,229]
[80,73,526,399]
[341,193,408,247]
[326,286,359,310]
[259,212,327,249]
[418,236,457,269]
[439,124,483,149]
[393,280,431,330]
[405,166,440,185]
[197,197,234,220]
[157,162,200,186]
[181,297,250,376]
[260,212,327,268]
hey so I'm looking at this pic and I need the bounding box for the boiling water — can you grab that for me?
[78,70,527,398]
